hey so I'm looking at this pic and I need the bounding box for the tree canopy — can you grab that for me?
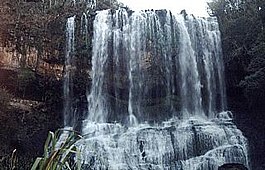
[208,0,265,108]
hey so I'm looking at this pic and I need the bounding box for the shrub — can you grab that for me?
[31,129,82,170]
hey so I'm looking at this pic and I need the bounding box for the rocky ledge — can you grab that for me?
[77,111,249,170]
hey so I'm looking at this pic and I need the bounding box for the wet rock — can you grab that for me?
[78,117,249,170]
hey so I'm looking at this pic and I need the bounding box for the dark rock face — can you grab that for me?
[0,100,61,169]
[0,67,62,169]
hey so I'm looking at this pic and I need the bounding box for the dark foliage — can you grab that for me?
[208,0,265,169]
[0,87,12,109]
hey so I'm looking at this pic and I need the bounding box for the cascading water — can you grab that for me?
[63,0,97,127]
[84,9,227,124]
[176,15,203,117]
[86,10,112,123]
[63,16,75,127]
[184,16,227,117]
[63,9,249,170]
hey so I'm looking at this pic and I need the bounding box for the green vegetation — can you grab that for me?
[208,0,265,108]
[31,129,82,170]
[10,149,17,170]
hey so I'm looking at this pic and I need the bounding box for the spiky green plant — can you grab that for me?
[31,129,82,170]
[9,149,17,170]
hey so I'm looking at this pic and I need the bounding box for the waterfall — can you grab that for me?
[62,9,249,170]
[63,16,75,127]
[176,15,203,117]
[86,10,112,123]
[184,16,227,117]
[84,9,227,125]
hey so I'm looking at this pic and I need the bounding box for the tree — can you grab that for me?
[208,1,265,169]
[208,0,265,108]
